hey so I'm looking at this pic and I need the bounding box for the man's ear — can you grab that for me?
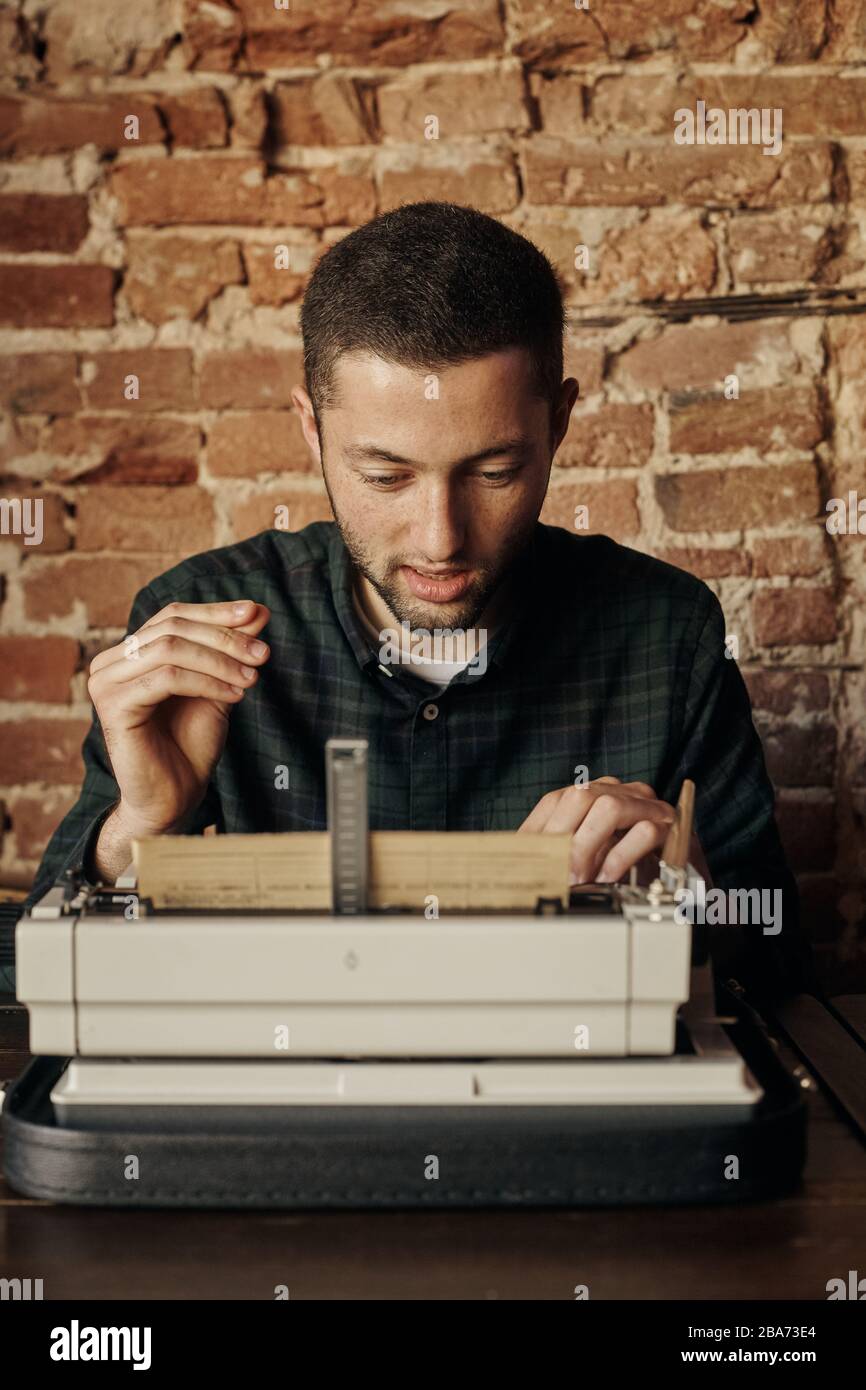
[550,377,579,456]
[291,385,323,466]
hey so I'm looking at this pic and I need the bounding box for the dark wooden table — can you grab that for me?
[2,1000,865,1300]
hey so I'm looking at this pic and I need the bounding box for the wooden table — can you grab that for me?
[1,999,865,1300]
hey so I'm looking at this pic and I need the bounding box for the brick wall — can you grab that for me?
[0,1,864,982]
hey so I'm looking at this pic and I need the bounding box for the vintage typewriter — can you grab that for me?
[2,741,807,1208]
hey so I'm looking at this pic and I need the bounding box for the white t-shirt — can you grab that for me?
[351,581,492,687]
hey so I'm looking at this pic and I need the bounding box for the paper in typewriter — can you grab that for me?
[133,830,572,911]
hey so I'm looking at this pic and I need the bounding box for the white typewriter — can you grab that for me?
[15,742,763,1132]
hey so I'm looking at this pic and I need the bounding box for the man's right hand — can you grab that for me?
[87,599,271,880]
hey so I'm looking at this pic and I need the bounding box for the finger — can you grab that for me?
[518,777,621,833]
[119,664,247,712]
[138,599,269,635]
[543,780,631,836]
[569,833,617,887]
[621,781,656,799]
[518,788,567,832]
[568,794,675,883]
[93,616,270,675]
[95,635,262,692]
[234,603,271,638]
[597,819,670,884]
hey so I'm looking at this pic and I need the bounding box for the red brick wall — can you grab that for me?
[0,2,864,980]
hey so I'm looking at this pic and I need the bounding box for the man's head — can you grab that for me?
[292,202,578,633]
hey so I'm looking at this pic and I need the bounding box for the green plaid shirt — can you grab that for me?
[23,520,814,997]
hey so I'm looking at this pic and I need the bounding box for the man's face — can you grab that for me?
[292,348,578,632]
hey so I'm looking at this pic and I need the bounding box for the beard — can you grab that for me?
[326,489,534,633]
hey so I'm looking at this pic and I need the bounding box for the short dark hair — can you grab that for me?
[300,201,566,432]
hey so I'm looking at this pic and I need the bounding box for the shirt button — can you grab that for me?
[422,703,439,721]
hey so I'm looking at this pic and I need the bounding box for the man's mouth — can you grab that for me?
[401,566,473,603]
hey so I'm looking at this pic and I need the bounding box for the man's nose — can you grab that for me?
[412,482,467,560]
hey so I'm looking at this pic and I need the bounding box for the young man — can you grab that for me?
[27,201,815,1000]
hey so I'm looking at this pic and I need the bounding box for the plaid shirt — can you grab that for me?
[22,520,815,998]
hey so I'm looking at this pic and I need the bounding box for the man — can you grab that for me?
[26,201,815,1000]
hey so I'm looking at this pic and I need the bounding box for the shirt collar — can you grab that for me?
[327,521,542,685]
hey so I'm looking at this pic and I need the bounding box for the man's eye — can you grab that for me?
[478,468,519,484]
[363,474,402,488]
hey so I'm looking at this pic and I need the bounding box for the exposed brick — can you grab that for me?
[753,587,838,645]
[182,0,244,73]
[728,208,836,285]
[0,89,225,154]
[845,146,866,202]
[207,412,312,477]
[751,0,829,62]
[523,137,832,209]
[532,74,590,138]
[776,796,837,872]
[124,234,243,323]
[242,243,308,307]
[231,489,333,541]
[77,487,215,552]
[156,89,229,148]
[564,339,605,396]
[0,95,163,155]
[743,669,830,716]
[0,718,89,783]
[0,265,114,328]
[229,84,268,147]
[763,724,836,788]
[377,67,528,139]
[200,350,304,409]
[273,76,375,146]
[0,637,79,703]
[22,556,180,628]
[594,214,716,302]
[0,193,89,254]
[0,418,40,469]
[233,0,504,69]
[110,156,361,228]
[0,9,41,84]
[380,156,519,215]
[314,167,377,225]
[669,387,824,455]
[751,533,829,577]
[557,402,654,469]
[9,787,79,863]
[616,319,798,392]
[79,350,195,411]
[827,314,866,377]
[0,484,69,552]
[656,547,750,579]
[45,418,200,485]
[0,354,80,414]
[540,479,640,540]
[655,462,819,531]
[515,215,594,291]
[511,0,747,66]
[41,1,178,82]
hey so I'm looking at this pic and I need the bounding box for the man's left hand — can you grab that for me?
[517,776,677,886]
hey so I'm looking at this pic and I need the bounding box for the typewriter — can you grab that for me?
[2,742,807,1208]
